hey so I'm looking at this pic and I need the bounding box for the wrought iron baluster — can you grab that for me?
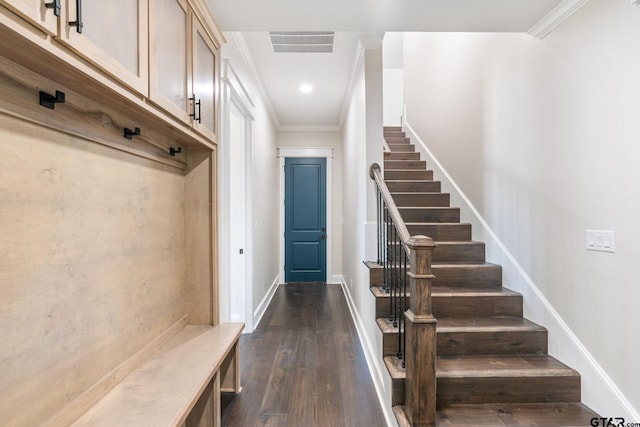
[401,248,408,366]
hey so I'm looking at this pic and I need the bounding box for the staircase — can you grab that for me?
[369,127,599,426]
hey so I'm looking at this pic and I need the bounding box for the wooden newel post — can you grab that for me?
[405,235,437,427]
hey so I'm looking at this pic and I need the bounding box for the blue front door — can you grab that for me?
[285,158,327,282]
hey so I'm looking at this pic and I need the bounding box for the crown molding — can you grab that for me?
[527,0,590,39]
[228,32,281,127]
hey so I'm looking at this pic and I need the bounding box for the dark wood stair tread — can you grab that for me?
[385,354,579,380]
[437,317,545,332]
[432,286,520,297]
[377,316,544,333]
[437,354,578,378]
[371,285,519,297]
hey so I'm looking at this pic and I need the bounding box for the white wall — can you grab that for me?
[277,131,343,280]
[341,49,397,427]
[403,0,640,417]
[383,32,404,126]
[221,34,279,329]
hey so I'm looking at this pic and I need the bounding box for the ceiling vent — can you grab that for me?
[269,31,335,53]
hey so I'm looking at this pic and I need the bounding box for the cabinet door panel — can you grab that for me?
[1,0,59,35]
[149,0,189,122]
[191,18,217,142]
[60,0,148,95]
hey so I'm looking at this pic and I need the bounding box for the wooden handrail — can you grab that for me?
[369,163,410,254]
[370,161,437,426]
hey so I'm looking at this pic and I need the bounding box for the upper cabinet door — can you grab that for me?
[59,0,148,96]
[191,15,218,142]
[149,0,189,123]
[0,0,60,35]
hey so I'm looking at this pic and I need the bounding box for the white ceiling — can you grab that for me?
[210,0,565,129]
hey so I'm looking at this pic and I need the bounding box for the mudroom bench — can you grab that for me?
[70,323,244,427]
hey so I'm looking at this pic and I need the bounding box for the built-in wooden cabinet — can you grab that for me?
[0,0,222,146]
[191,15,218,141]
[58,0,149,96]
[149,0,190,122]
[149,0,219,141]
[0,0,59,35]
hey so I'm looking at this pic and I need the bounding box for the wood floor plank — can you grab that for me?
[222,283,386,427]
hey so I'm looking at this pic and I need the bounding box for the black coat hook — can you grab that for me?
[170,147,182,156]
[124,127,141,140]
[39,90,65,109]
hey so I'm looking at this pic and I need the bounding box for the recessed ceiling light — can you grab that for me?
[299,84,313,94]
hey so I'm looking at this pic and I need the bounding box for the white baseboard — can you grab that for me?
[253,275,280,330]
[404,118,639,420]
[338,275,397,427]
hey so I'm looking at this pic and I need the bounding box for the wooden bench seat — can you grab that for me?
[71,323,244,427]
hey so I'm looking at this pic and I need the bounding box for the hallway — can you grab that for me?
[221,283,387,427]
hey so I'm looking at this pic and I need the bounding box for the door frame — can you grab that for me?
[278,147,334,283]
[220,60,254,331]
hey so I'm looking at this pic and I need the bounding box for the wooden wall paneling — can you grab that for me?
[0,62,187,170]
[211,147,219,325]
[185,147,214,325]
[44,316,188,427]
[0,113,188,426]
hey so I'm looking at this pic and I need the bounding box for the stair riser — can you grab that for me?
[390,376,405,407]
[368,264,502,288]
[385,137,410,143]
[381,330,404,357]
[391,193,450,207]
[384,160,427,170]
[381,330,547,357]
[385,181,441,192]
[375,294,523,319]
[385,152,421,160]
[388,144,416,153]
[386,243,485,262]
[405,224,471,241]
[432,294,523,318]
[433,243,485,263]
[438,330,548,356]
[376,296,410,320]
[398,208,460,223]
[385,170,433,180]
[437,376,581,406]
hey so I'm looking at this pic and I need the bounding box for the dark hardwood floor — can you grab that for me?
[221,283,387,427]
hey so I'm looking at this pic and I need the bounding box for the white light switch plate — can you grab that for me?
[586,230,615,253]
